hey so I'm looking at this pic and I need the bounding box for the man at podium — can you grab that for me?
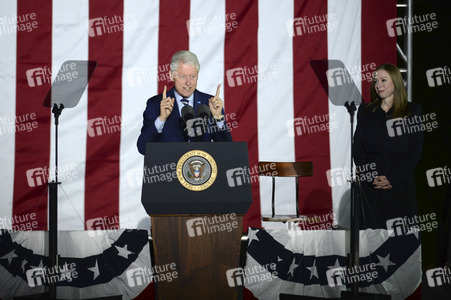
[137,50,233,155]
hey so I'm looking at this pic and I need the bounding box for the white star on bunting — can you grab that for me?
[115,244,134,259]
[88,260,100,280]
[30,260,44,270]
[327,258,342,270]
[306,259,319,279]
[21,259,28,272]
[287,257,299,278]
[1,250,18,265]
[247,228,260,246]
[376,254,396,272]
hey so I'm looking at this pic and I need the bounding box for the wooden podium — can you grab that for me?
[151,215,243,299]
[142,143,252,300]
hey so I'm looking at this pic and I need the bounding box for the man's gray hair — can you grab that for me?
[170,50,200,74]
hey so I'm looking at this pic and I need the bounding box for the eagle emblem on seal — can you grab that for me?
[177,150,217,191]
[187,160,206,181]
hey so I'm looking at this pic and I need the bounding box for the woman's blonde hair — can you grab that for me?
[368,63,410,118]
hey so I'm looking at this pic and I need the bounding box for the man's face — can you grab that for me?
[171,63,198,98]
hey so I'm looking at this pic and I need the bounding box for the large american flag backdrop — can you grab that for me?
[0,0,396,297]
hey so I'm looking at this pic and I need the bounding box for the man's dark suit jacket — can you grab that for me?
[137,87,232,155]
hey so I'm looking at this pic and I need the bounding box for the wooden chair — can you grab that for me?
[258,161,313,222]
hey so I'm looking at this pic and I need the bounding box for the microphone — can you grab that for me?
[196,104,211,120]
[190,104,212,140]
[181,105,195,122]
[180,105,194,142]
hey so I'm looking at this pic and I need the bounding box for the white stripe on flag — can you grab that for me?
[328,0,362,228]
[0,0,17,227]
[51,0,90,230]
[120,0,161,230]
[189,0,225,101]
[258,0,296,227]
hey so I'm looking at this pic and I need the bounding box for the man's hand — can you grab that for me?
[209,84,224,119]
[373,175,392,190]
[159,85,175,122]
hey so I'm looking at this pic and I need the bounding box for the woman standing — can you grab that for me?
[353,63,424,229]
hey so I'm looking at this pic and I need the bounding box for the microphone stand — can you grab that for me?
[341,101,388,299]
[48,103,64,299]
[307,59,389,299]
[345,101,360,296]
[26,60,97,300]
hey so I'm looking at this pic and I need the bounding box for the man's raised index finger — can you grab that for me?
[162,85,167,99]
[215,84,221,98]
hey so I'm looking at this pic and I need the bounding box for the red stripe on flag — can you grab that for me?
[158,0,191,92]
[361,0,397,102]
[292,0,332,216]
[12,0,52,230]
[85,0,124,229]
[225,0,260,230]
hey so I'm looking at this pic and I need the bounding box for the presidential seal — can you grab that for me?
[176,150,217,191]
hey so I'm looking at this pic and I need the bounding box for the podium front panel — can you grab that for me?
[141,142,252,215]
